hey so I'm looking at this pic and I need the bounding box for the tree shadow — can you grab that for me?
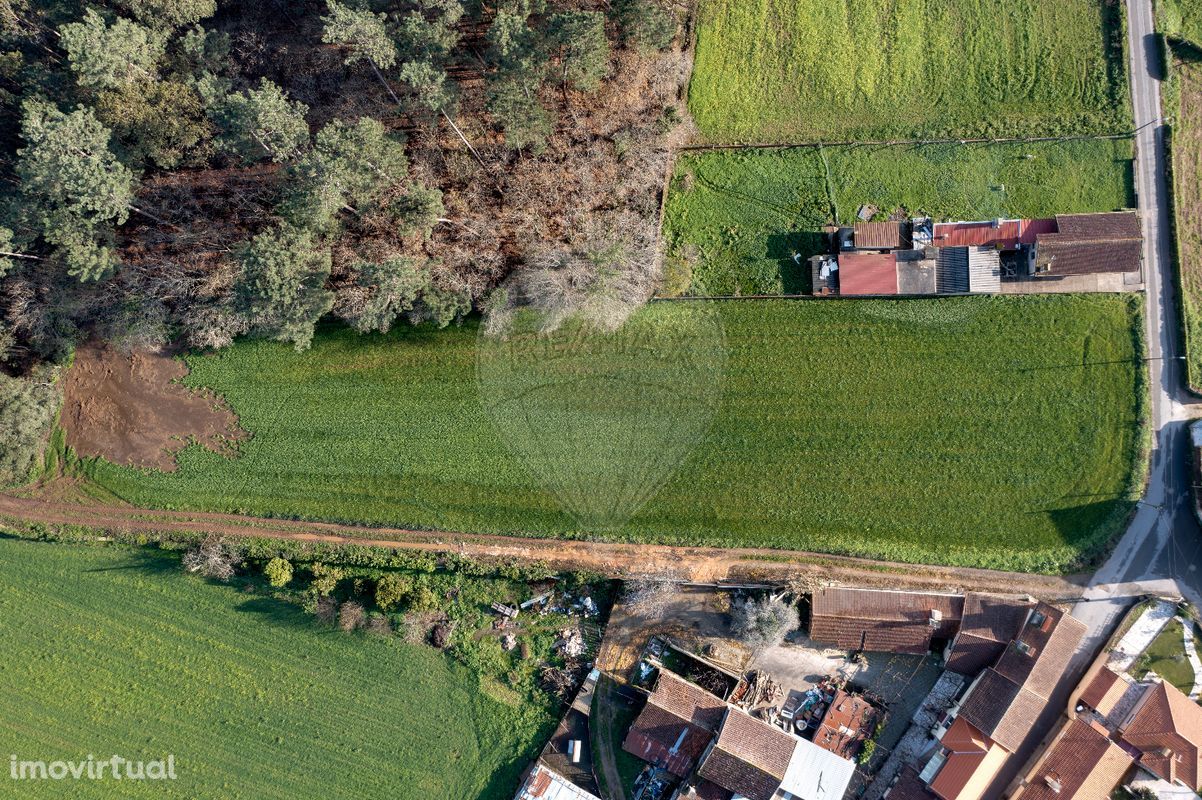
[1041,498,1135,570]
[234,595,321,632]
[767,232,826,294]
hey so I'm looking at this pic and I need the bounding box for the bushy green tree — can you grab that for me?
[342,258,429,334]
[0,227,22,278]
[96,79,210,168]
[730,595,798,653]
[611,0,675,51]
[264,557,293,588]
[281,117,409,231]
[545,11,609,92]
[234,225,333,351]
[399,59,456,114]
[117,0,216,29]
[212,80,309,163]
[374,572,413,611]
[16,101,135,281]
[59,9,167,90]
[322,1,397,69]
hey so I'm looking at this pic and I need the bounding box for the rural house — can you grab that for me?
[695,706,857,800]
[1118,680,1202,791]
[1010,718,1133,800]
[622,669,727,778]
[808,587,964,654]
[945,594,1035,676]
[917,603,1086,800]
[811,211,1143,297]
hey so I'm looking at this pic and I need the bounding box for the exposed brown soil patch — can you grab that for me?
[60,344,246,471]
[0,488,1086,601]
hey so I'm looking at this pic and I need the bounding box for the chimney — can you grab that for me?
[1043,775,1062,794]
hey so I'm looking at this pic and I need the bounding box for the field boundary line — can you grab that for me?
[676,130,1143,153]
[0,492,1087,598]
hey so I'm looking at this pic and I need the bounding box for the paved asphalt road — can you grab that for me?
[1080,0,1202,618]
[986,3,1202,795]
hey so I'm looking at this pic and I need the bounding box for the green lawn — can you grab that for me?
[0,537,550,799]
[86,296,1144,574]
[688,0,1131,143]
[1133,618,1200,697]
[662,140,1134,296]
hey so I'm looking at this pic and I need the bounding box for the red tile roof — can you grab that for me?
[698,710,795,800]
[814,690,877,759]
[1080,668,1127,717]
[946,594,1034,676]
[888,766,939,800]
[810,587,963,654]
[1121,681,1202,790]
[622,671,726,778]
[1034,212,1142,276]
[930,717,1001,800]
[1016,718,1133,800]
[838,252,898,295]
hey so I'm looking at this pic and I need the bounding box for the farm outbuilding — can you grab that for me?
[853,221,904,249]
[837,252,898,295]
[622,670,726,778]
[809,587,964,654]
[935,247,1001,293]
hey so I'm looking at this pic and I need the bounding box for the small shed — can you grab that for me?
[837,252,898,295]
[853,221,902,250]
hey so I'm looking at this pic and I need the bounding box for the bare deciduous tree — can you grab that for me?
[730,595,799,654]
[181,535,242,581]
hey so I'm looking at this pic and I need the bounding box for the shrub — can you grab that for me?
[309,563,343,597]
[0,368,62,488]
[338,600,365,632]
[263,557,292,588]
[375,573,413,611]
[730,595,798,653]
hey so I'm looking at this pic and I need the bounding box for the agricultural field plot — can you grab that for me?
[1171,58,1202,390]
[662,140,1134,296]
[688,0,1131,143]
[0,537,550,800]
[83,297,1144,574]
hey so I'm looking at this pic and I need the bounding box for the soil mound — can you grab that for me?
[61,344,246,471]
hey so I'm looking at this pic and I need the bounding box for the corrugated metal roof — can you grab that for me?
[854,221,902,249]
[966,247,1001,293]
[936,247,969,293]
[779,734,856,800]
[838,252,898,295]
[516,764,603,800]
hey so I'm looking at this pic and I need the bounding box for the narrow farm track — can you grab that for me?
[0,491,1085,598]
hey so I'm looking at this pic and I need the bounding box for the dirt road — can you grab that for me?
[0,490,1086,598]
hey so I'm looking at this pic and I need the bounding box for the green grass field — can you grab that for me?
[688,0,1131,142]
[1133,618,1200,697]
[0,537,551,799]
[662,140,1134,296]
[86,296,1145,574]
[1164,0,1202,45]
[1171,58,1202,391]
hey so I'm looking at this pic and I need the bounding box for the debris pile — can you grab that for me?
[555,628,587,658]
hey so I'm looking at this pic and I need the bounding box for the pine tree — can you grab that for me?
[321,1,397,69]
[117,0,217,29]
[234,225,333,351]
[59,9,167,90]
[16,101,135,282]
[544,11,610,93]
[211,80,310,164]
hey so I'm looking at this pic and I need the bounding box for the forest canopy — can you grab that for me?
[0,0,687,369]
